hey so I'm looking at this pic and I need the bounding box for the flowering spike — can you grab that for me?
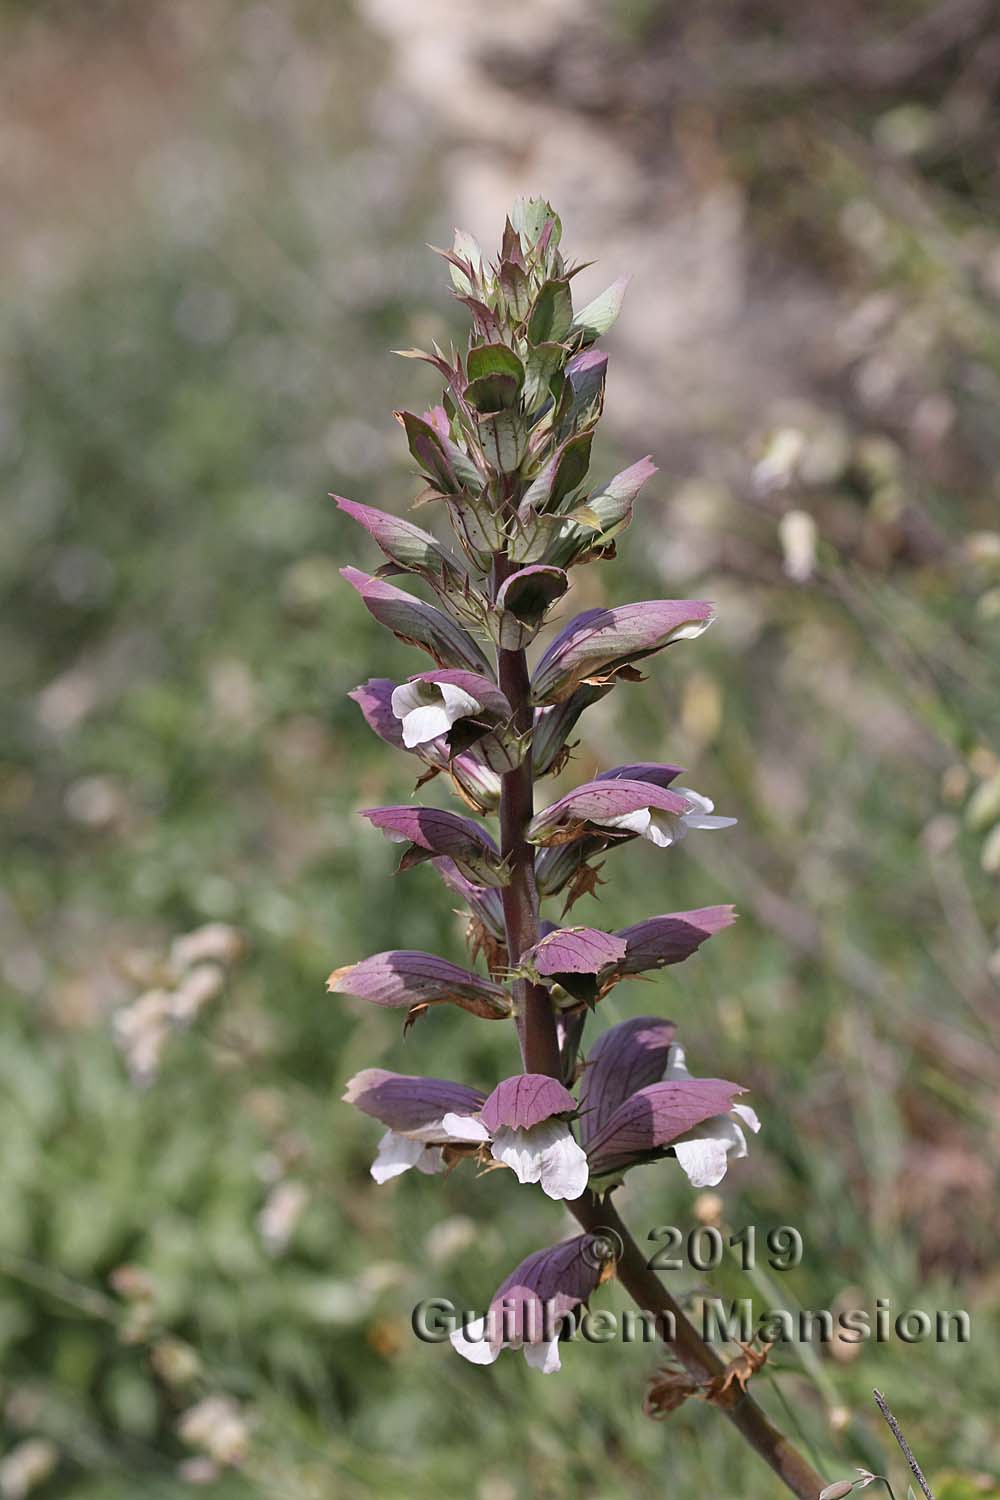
[327,207,821,1495]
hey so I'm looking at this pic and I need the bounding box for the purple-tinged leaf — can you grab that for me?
[328,950,511,1020]
[343,1068,486,1132]
[455,295,504,341]
[334,495,467,583]
[394,409,461,494]
[586,1079,744,1176]
[563,349,607,422]
[361,805,506,887]
[577,1017,676,1147]
[616,906,736,977]
[498,260,532,323]
[480,1074,578,1133]
[494,566,569,649]
[532,599,715,704]
[348,677,406,752]
[341,568,492,674]
[526,778,693,847]
[423,404,451,441]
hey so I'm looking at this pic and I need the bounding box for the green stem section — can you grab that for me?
[492,564,824,1499]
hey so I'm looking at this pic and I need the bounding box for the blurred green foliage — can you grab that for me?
[1,2,997,1498]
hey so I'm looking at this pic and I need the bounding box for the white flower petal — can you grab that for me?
[662,1046,759,1186]
[732,1102,761,1134]
[673,786,736,832]
[389,680,425,719]
[522,1336,562,1373]
[450,1316,500,1365]
[538,1129,589,1201]
[672,1134,732,1188]
[439,1112,490,1143]
[370,1130,427,1183]
[390,681,481,749]
[661,1043,691,1081]
[602,808,652,838]
[439,682,481,718]
[399,704,454,748]
[414,1146,445,1175]
[674,787,715,815]
[491,1123,588,1201]
[645,809,679,847]
[673,1115,749,1187]
[490,1125,545,1184]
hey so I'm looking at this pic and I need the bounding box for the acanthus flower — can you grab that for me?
[443,1073,589,1201]
[344,1068,588,1200]
[450,1234,615,1373]
[343,1068,487,1183]
[348,677,500,814]
[527,773,736,852]
[389,669,522,771]
[578,1018,759,1187]
[531,599,715,704]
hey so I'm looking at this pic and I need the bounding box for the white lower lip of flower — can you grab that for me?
[449,1318,561,1374]
[449,1316,499,1365]
[391,681,481,749]
[672,1129,741,1188]
[522,1336,562,1373]
[371,1130,444,1183]
[602,807,678,847]
[490,1121,588,1200]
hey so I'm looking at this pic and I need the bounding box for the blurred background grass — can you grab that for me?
[1,2,998,1496]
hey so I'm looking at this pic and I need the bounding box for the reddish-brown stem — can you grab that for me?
[492,557,824,1499]
[493,551,563,1078]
